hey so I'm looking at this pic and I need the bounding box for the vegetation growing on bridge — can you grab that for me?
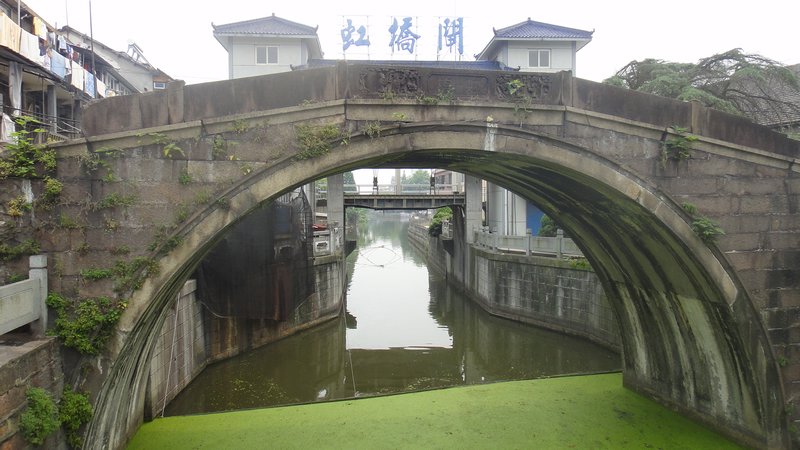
[661,126,698,165]
[0,239,40,261]
[682,202,725,244]
[19,387,59,446]
[46,292,127,355]
[294,123,349,160]
[20,386,92,449]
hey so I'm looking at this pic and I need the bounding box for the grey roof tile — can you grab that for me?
[213,14,317,36]
[494,18,593,40]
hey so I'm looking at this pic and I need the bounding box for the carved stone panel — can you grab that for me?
[359,68,421,97]
[496,74,551,101]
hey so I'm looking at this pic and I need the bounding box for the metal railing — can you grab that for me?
[318,183,463,199]
[4,108,82,142]
[473,228,583,258]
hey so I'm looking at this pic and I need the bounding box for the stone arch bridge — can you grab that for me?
[5,63,798,448]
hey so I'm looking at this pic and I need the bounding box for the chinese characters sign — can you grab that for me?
[340,16,465,58]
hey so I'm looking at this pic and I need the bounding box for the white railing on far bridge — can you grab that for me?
[473,228,583,258]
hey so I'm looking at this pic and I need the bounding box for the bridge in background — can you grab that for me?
[1,62,798,449]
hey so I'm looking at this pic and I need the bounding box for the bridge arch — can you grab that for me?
[84,122,784,448]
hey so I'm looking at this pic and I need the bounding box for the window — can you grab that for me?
[528,49,551,68]
[153,81,167,90]
[256,46,278,65]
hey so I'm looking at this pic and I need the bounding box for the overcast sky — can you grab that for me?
[21,1,798,184]
[22,0,800,86]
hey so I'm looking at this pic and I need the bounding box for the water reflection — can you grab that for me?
[165,212,619,416]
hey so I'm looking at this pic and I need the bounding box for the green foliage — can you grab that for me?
[346,207,368,226]
[43,176,63,199]
[402,169,431,185]
[46,292,126,355]
[59,388,93,449]
[58,213,82,229]
[232,119,249,133]
[295,124,347,160]
[162,142,184,158]
[6,195,31,217]
[569,257,591,270]
[0,116,55,179]
[391,112,407,121]
[681,202,725,244]
[112,257,160,293]
[75,242,90,255]
[380,87,396,101]
[211,135,227,159]
[506,79,525,95]
[110,245,130,256]
[239,162,254,175]
[428,207,453,237]
[193,189,212,205]
[142,132,184,158]
[662,126,698,164]
[363,121,382,139]
[416,91,439,105]
[7,273,26,283]
[20,387,60,445]
[174,203,190,224]
[0,239,39,261]
[92,192,136,210]
[102,171,118,183]
[80,268,113,281]
[539,215,558,237]
[178,169,192,185]
[605,49,800,123]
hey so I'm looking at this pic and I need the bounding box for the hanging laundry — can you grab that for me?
[19,30,40,63]
[50,51,67,78]
[0,13,21,52]
[40,47,51,71]
[1,114,15,143]
[8,61,21,115]
[57,34,67,52]
[33,16,47,40]
[70,61,85,91]
[85,72,96,98]
[96,77,107,98]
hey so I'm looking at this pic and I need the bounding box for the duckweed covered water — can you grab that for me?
[129,373,740,449]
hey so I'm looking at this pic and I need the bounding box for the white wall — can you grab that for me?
[506,41,574,73]
[230,37,305,78]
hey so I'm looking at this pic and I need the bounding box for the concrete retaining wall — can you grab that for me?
[0,339,65,450]
[409,223,619,351]
[145,256,345,417]
[146,280,205,419]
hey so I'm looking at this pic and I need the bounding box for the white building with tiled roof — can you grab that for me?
[213,14,323,79]
[476,18,593,76]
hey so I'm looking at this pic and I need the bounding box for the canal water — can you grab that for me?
[165,213,620,416]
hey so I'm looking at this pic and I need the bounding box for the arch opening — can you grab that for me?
[86,123,784,449]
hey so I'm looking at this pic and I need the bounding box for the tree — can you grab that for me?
[604,49,800,131]
[402,169,431,185]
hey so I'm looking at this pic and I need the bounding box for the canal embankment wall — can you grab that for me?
[145,255,345,418]
[408,223,620,352]
[0,338,65,450]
